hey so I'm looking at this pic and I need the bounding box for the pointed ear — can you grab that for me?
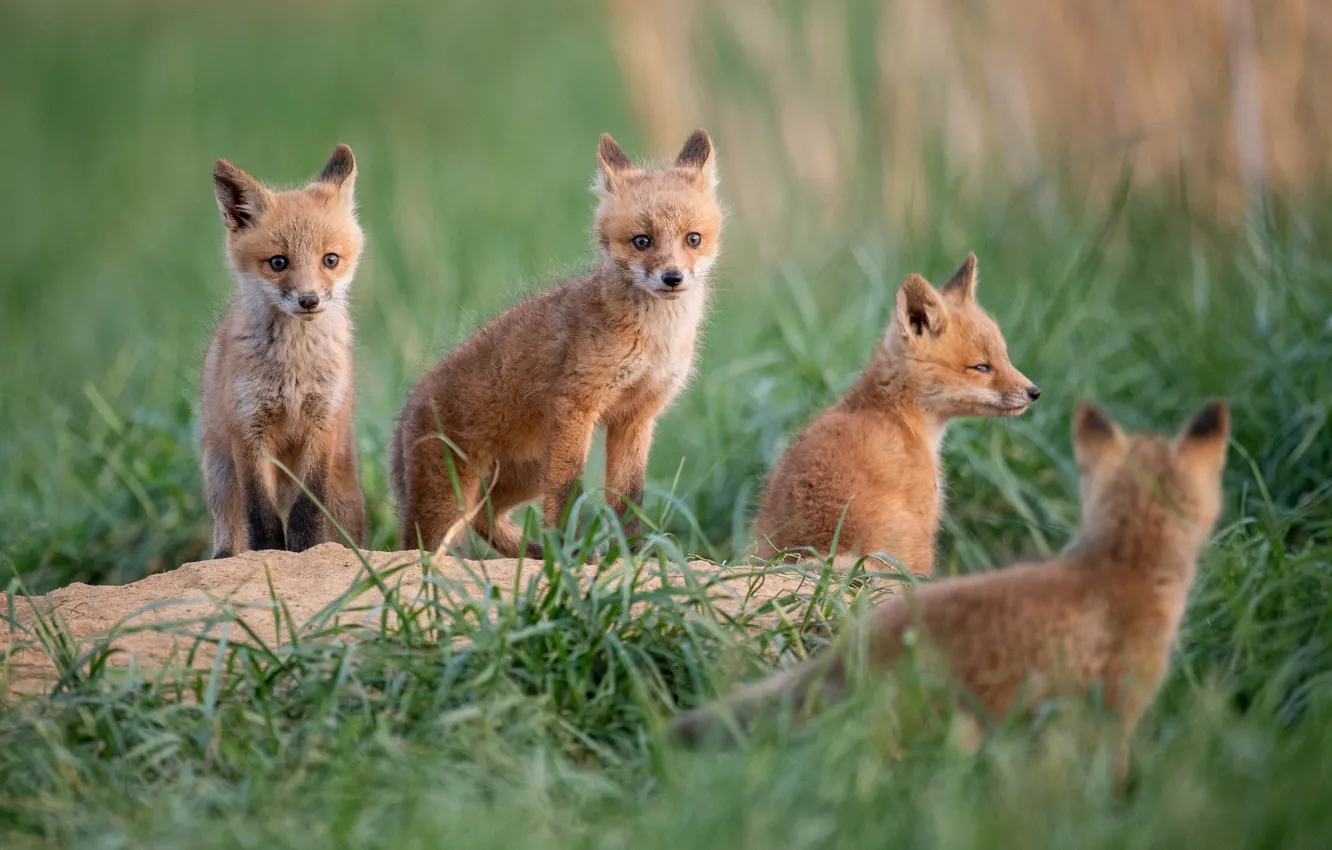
[594,132,634,196]
[893,274,947,340]
[674,128,716,190]
[1073,400,1126,469]
[1174,399,1230,470]
[213,159,270,232]
[940,252,978,303]
[315,143,357,192]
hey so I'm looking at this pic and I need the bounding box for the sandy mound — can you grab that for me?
[2,544,879,697]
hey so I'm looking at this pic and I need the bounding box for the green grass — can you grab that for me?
[2,0,1332,846]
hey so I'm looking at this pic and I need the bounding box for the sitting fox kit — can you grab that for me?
[753,254,1040,575]
[201,145,368,558]
[391,129,722,556]
[674,399,1231,787]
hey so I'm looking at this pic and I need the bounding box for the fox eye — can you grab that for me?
[323,253,340,269]
[267,256,288,272]
[685,232,702,248]
[632,235,652,251]
[970,364,991,373]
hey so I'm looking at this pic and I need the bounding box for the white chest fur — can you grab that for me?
[621,290,705,401]
[232,308,352,440]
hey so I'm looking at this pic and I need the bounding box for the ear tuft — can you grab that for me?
[1075,401,1119,442]
[598,133,632,171]
[1182,399,1229,442]
[675,128,716,190]
[674,128,712,169]
[317,144,357,188]
[894,273,946,339]
[940,252,978,302]
[213,159,268,232]
[595,133,633,196]
[1072,400,1126,468]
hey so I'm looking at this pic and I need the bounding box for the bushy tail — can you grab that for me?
[667,655,846,748]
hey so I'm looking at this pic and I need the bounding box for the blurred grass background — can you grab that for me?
[1,0,1332,847]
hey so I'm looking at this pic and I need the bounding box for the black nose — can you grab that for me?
[297,293,321,310]
[660,270,684,287]
[1027,385,1041,401]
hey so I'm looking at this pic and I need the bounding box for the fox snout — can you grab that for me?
[999,378,1041,414]
[296,292,321,311]
[630,261,694,298]
[1005,365,1041,404]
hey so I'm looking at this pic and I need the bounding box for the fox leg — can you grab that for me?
[604,411,657,537]
[236,439,285,552]
[286,429,355,553]
[1103,663,1161,796]
[400,434,482,552]
[472,459,544,559]
[202,441,244,559]
[541,410,598,532]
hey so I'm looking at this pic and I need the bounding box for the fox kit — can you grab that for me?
[200,144,367,558]
[390,129,722,557]
[674,399,1230,787]
[752,254,1040,576]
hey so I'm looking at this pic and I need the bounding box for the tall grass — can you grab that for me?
[610,0,1332,233]
[1,0,1331,846]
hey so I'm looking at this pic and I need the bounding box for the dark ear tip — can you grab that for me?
[213,159,235,178]
[1185,399,1230,440]
[1075,400,1118,438]
[954,252,977,279]
[598,132,631,167]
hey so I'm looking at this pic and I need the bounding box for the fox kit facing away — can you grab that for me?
[201,145,367,558]
[752,254,1039,575]
[390,130,722,557]
[673,399,1231,787]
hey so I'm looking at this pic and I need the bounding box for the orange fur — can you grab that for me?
[674,399,1231,791]
[753,254,1039,575]
[390,130,723,556]
[200,145,367,557]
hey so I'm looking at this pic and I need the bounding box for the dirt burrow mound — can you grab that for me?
[2,544,852,697]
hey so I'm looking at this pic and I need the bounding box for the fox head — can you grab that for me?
[1073,399,1230,551]
[213,144,364,321]
[884,253,1040,419]
[592,129,723,300]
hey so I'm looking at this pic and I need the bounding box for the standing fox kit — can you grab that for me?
[201,145,367,558]
[753,254,1040,575]
[391,130,723,556]
[674,399,1231,787]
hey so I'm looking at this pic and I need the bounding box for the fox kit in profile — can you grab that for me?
[390,130,722,557]
[752,254,1040,576]
[200,144,367,558]
[674,399,1230,788]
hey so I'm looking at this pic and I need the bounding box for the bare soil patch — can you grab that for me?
[2,544,874,697]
